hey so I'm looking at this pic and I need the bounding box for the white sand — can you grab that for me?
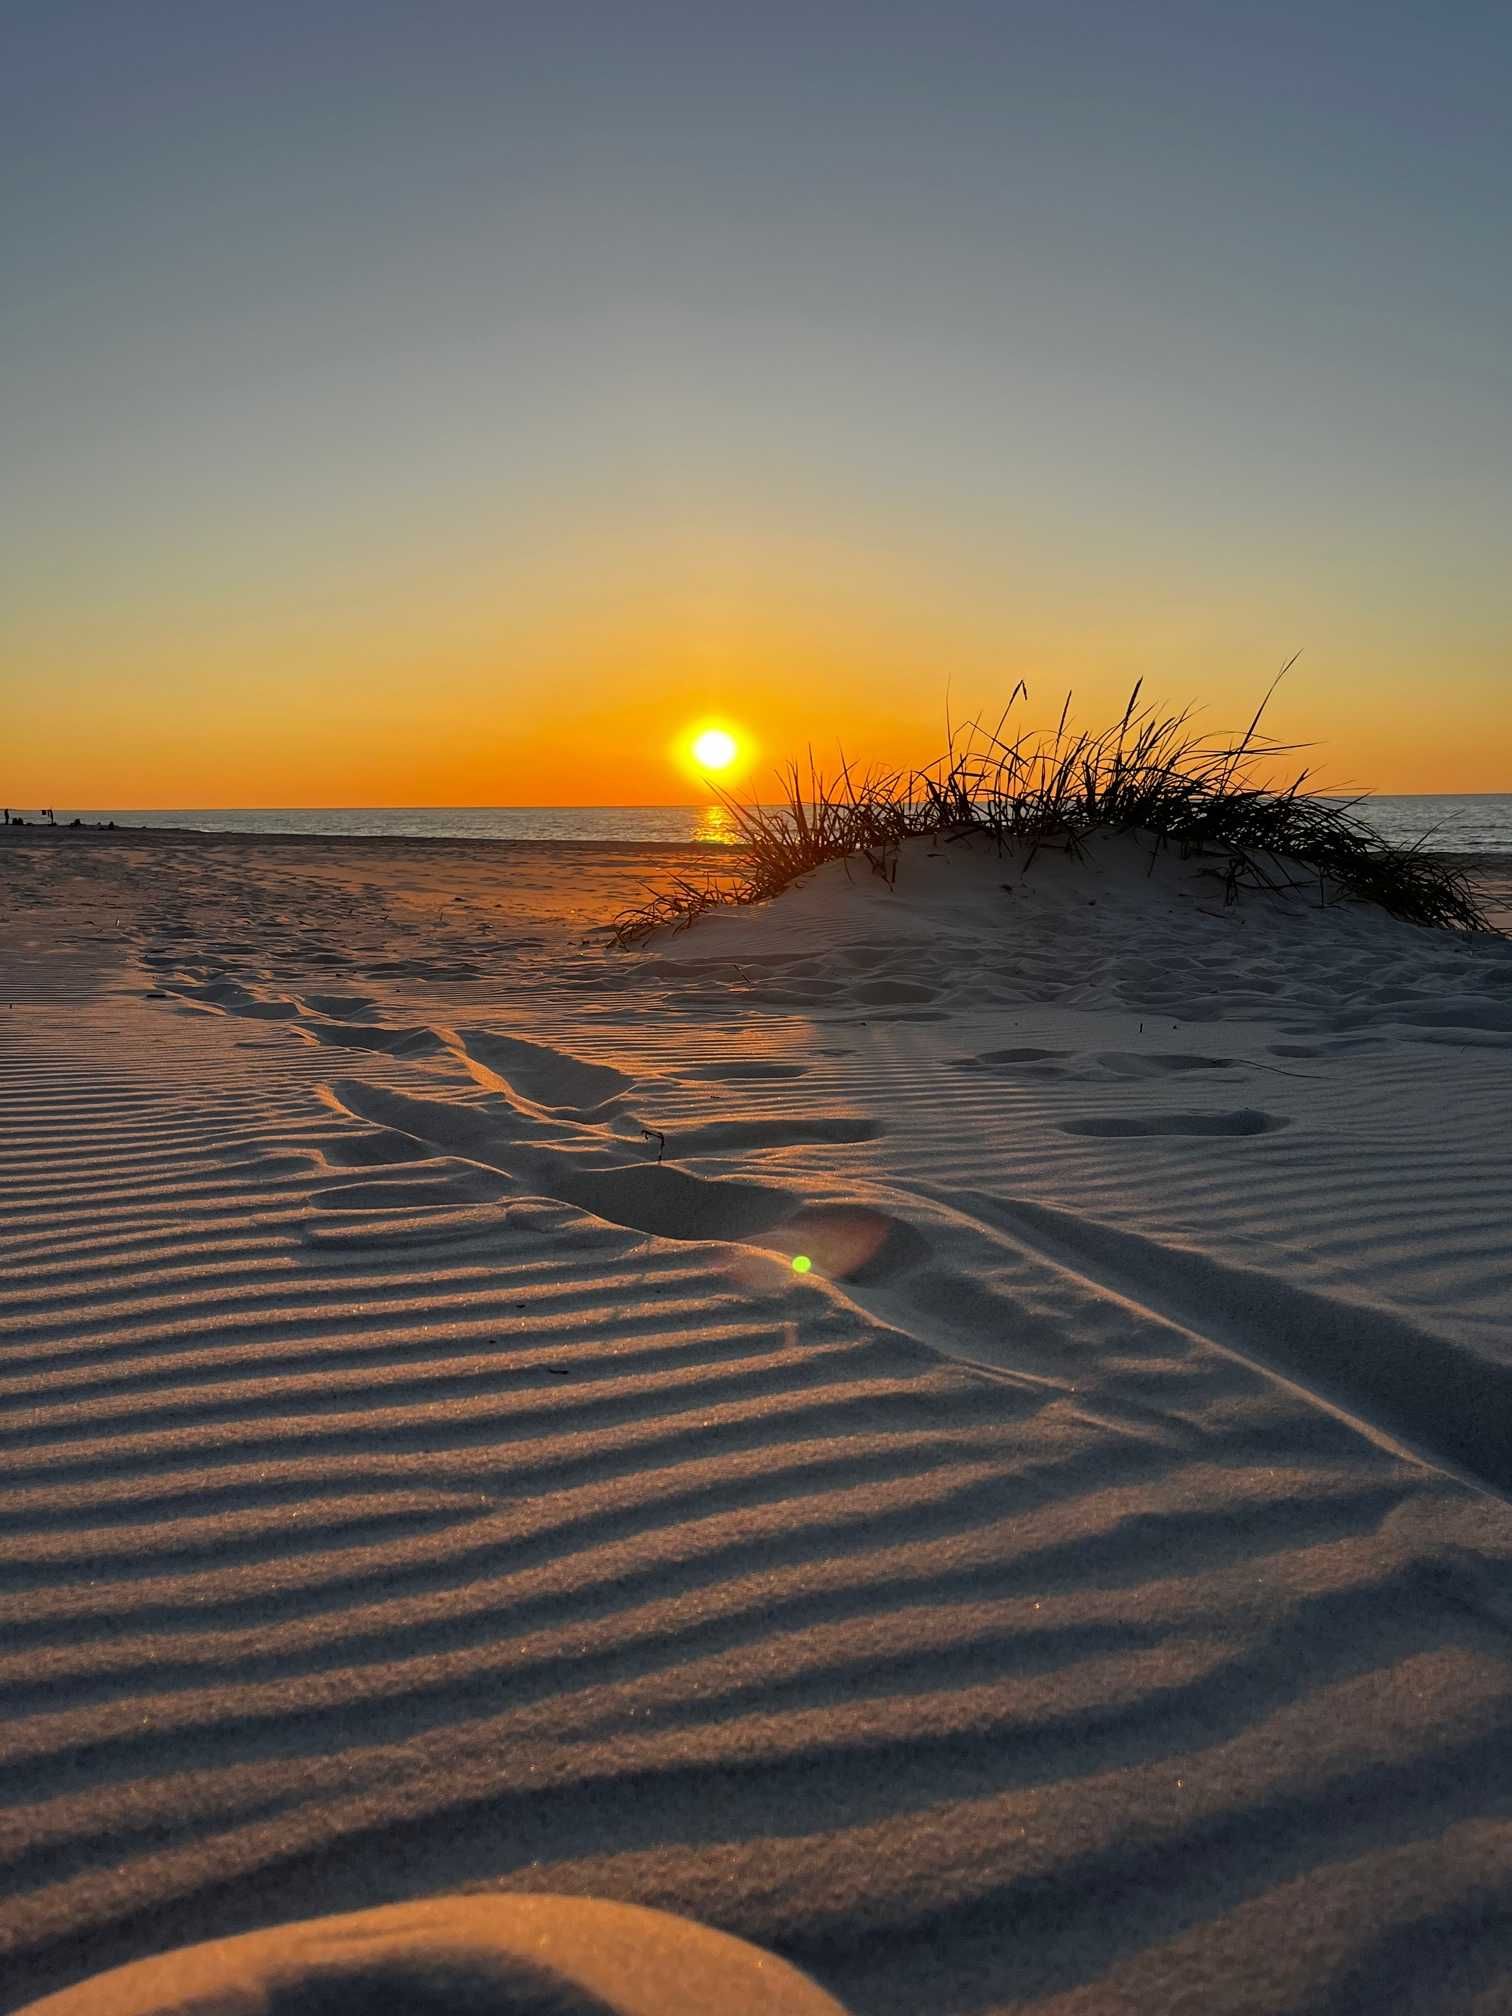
[3,825,1512,2014]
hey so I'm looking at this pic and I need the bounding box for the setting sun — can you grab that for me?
[691,728,739,771]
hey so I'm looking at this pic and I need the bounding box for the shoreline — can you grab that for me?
[4,820,1507,932]
[2,817,1507,864]
[0,823,744,856]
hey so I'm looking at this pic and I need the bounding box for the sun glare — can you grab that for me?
[692,728,738,771]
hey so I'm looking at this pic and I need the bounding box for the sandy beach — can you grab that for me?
[4,824,1512,2014]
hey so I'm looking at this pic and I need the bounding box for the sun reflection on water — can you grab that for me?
[697,803,743,845]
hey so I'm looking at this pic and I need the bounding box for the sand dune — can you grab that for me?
[4,826,1512,2013]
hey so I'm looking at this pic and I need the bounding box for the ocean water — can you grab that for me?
[1340,795,1512,853]
[33,795,1512,853]
[45,805,750,846]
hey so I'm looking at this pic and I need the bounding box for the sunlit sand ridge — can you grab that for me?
[3,817,1512,2014]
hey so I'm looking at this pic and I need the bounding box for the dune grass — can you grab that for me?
[612,683,1495,944]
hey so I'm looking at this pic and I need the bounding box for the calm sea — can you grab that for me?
[36,796,1512,854]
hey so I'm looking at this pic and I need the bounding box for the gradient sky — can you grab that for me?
[4,0,1509,806]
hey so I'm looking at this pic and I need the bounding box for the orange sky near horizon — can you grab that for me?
[11,685,1511,813]
[9,654,1512,812]
[7,567,1510,808]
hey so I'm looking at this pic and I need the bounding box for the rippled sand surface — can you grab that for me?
[4,826,1512,2015]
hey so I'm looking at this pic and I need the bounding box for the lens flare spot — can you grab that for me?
[791,1253,813,1274]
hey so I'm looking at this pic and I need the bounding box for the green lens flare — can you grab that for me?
[791,1254,812,1274]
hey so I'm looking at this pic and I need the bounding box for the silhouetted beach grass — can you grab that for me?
[613,684,1495,943]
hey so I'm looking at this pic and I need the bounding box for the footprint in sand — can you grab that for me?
[302,993,380,1019]
[849,978,940,1006]
[318,1127,433,1167]
[1269,1038,1385,1058]
[951,1046,1070,1076]
[162,978,302,1019]
[453,1028,637,1114]
[310,1168,512,1212]
[297,1019,446,1058]
[680,1060,811,1082]
[1092,1051,1237,1078]
[1058,1109,1289,1138]
[660,1114,881,1155]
